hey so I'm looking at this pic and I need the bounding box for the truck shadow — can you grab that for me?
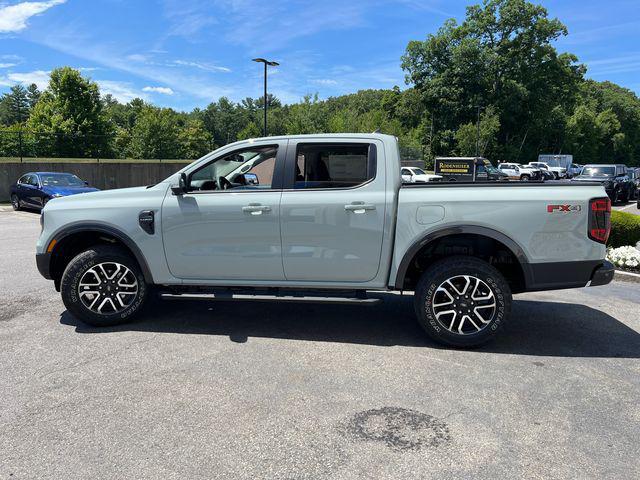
[60,293,640,358]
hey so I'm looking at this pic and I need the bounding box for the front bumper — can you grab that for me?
[36,253,52,279]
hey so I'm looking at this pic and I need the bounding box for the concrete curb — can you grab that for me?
[614,269,640,284]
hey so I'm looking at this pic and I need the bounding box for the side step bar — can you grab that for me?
[159,291,382,306]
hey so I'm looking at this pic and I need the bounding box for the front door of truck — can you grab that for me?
[279,140,386,282]
[161,141,287,281]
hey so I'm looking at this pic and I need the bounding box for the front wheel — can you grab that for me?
[414,256,512,347]
[60,245,148,327]
[11,194,20,211]
[520,174,530,182]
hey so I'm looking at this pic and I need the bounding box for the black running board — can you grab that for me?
[159,292,381,306]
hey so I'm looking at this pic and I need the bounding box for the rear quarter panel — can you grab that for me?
[389,184,608,287]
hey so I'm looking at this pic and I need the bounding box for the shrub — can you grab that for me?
[607,246,640,272]
[608,210,640,248]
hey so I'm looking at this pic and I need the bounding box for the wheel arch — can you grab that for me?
[394,225,531,291]
[47,223,154,286]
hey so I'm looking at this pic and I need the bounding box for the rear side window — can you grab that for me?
[294,144,375,189]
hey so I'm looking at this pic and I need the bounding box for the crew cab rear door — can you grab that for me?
[279,139,386,282]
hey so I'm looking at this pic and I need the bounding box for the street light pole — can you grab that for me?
[475,105,482,158]
[252,58,279,137]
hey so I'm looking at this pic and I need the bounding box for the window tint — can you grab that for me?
[294,144,374,189]
[18,175,29,184]
[401,168,411,175]
[27,175,39,186]
[190,146,278,191]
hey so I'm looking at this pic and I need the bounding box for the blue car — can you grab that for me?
[10,172,99,211]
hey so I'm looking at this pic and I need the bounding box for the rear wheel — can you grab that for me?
[520,174,530,182]
[10,194,20,211]
[414,256,512,347]
[60,245,148,327]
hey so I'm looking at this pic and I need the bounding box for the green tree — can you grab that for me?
[27,67,111,157]
[127,106,180,159]
[455,107,501,156]
[178,119,212,158]
[26,83,41,109]
[402,0,584,161]
[0,85,30,126]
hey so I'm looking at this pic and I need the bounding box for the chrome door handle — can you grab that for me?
[242,203,271,215]
[344,202,376,214]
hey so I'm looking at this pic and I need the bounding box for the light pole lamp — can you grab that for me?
[252,58,279,137]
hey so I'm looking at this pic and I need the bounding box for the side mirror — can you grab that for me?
[244,172,259,185]
[171,172,189,195]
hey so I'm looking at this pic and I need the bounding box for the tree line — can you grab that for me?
[0,0,639,166]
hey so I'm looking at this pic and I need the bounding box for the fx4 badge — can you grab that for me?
[547,204,582,213]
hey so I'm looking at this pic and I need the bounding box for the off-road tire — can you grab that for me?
[414,256,512,348]
[61,245,148,327]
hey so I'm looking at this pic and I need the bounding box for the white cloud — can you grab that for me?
[143,86,174,95]
[5,69,50,89]
[311,79,338,86]
[126,54,148,62]
[98,80,146,103]
[0,0,66,33]
[172,60,231,73]
[0,63,18,68]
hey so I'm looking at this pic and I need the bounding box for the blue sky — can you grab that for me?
[0,0,638,111]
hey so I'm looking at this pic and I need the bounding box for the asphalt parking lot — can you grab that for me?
[1,208,639,480]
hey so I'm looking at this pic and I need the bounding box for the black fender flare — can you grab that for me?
[394,225,531,290]
[48,223,154,284]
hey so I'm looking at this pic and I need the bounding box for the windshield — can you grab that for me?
[40,173,85,186]
[580,166,615,177]
[412,168,426,175]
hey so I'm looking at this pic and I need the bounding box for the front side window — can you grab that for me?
[27,175,39,186]
[294,144,374,189]
[190,146,278,191]
[401,168,411,176]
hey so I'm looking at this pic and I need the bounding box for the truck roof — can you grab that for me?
[236,133,397,143]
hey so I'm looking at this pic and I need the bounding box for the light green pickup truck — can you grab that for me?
[36,134,614,347]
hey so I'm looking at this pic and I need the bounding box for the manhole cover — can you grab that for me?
[343,406,451,452]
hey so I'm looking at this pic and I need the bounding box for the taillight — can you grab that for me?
[588,197,611,244]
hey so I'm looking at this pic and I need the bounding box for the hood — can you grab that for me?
[572,176,611,183]
[413,174,442,180]
[42,185,100,197]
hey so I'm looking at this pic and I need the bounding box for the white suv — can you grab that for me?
[497,163,541,181]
